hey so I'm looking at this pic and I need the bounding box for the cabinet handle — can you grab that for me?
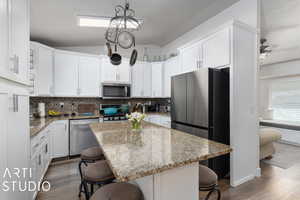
[45,144,48,154]
[12,94,18,112]
[65,124,67,132]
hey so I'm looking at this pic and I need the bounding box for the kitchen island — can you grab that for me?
[90,121,231,200]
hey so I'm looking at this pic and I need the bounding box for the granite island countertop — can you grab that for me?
[30,115,101,137]
[90,121,232,182]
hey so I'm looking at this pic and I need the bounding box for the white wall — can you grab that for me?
[56,44,162,61]
[161,0,259,56]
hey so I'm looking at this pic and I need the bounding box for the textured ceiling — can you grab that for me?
[261,0,300,65]
[30,0,239,47]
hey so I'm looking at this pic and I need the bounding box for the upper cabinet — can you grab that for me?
[101,57,131,83]
[54,51,79,96]
[179,42,202,73]
[10,0,30,82]
[151,62,163,97]
[0,0,29,84]
[131,61,152,98]
[202,28,231,68]
[163,56,181,97]
[31,43,54,96]
[0,0,9,78]
[78,56,101,96]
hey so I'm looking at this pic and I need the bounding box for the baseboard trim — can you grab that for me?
[255,167,261,177]
[231,174,255,187]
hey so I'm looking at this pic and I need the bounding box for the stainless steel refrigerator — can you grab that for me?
[171,67,230,178]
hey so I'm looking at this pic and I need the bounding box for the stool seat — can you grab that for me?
[81,147,104,161]
[199,165,218,188]
[83,160,114,183]
[90,183,144,200]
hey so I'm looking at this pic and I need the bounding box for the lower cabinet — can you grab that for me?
[30,119,69,200]
[51,120,69,158]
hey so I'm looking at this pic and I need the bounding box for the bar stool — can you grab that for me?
[199,165,221,200]
[90,182,144,200]
[82,160,115,200]
[78,147,105,197]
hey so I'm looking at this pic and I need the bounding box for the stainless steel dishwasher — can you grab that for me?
[69,118,100,156]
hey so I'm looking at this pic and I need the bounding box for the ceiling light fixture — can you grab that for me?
[77,15,142,29]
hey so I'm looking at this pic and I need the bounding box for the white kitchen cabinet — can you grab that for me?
[9,0,30,83]
[35,44,54,96]
[132,62,144,97]
[202,28,230,68]
[0,0,9,79]
[118,59,131,83]
[163,56,181,97]
[101,57,131,83]
[179,42,202,73]
[6,92,30,200]
[151,62,163,97]
[143,63,152,97]
[0,90,8,200]
[78,56,101,96]
[0,0,29,84]
[101,57,117,82]
[54,51,79,96]
[51,120,69,158]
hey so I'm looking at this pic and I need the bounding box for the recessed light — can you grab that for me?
[77,15,143,29]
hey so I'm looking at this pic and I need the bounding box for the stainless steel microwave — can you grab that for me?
[102,83,131,99]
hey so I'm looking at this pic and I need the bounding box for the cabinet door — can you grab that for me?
[164,57,180,97]
[118,60,131,83]
[37,46,53,96]
[101,58,117,82]
[143,63,152,97]
[9,0,29,82]
[51,121,69,158]
[132,62,143,97]
[7,94,29,199]
[54,51,79,96]
[180,44,201,73]
[0,0,9,78]
[0,90,8,200]
[202,28,230,68]
[151,63,163,97]
[78,56,100,96]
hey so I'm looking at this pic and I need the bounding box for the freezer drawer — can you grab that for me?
[70,119,100,156]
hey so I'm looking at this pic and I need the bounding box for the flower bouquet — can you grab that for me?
[126,112,146,131]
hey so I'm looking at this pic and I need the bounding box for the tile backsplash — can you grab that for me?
[30,97,170,117]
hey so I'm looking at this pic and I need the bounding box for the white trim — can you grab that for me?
[232,174,256,187]
[256,167,261,177]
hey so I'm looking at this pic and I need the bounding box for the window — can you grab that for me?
[270,78,300,122]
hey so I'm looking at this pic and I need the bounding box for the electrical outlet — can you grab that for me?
[59,102,64,108]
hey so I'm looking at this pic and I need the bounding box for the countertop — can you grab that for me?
[30,115,101,137]
[90,121,232,182]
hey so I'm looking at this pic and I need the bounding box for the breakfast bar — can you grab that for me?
[90,121,232,200]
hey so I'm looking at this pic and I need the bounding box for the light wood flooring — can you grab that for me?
[37,160,300,200]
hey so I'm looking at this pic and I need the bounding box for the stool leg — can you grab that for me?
[216,188,221,200]
[82,180,90,200]
[78,160,88,197]
[90,184,94,195]
[204,190,214,200]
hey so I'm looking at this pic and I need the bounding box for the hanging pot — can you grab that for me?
[110,44,122,66]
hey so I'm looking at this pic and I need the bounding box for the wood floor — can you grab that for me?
[37,160,300,200]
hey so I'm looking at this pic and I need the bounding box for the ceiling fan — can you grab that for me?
[260,38,272,60]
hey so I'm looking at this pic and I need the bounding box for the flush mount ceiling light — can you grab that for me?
[77,15,143,29]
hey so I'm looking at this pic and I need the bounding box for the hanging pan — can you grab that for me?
[130,38,138,66]
[110,44,122,66]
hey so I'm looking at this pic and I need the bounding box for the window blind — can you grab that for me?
[271,79,300,122]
